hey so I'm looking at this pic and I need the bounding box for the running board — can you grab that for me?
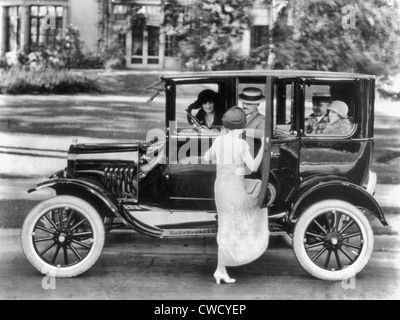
[120,205,288,238]
[162,226,217,238]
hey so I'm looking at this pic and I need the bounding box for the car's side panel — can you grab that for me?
[299,139,373,186]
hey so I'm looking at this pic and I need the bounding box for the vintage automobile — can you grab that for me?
[21,70,388,281]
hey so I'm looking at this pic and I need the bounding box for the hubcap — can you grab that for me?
[303,210,364,271]
[324,231,343,251]
[32,207,94,268]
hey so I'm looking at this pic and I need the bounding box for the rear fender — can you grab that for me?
[288,182,388,229]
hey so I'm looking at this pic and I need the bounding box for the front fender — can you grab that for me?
[288,181,388,227]
[28,179,120,217]
[28,179,163,237]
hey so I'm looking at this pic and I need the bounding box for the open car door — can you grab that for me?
[258,76,274,207]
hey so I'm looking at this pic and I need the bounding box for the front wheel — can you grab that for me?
[21,196,105,278]
[293,200,374,281]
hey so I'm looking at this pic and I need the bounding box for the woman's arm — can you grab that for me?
[244,128,264,139]
[241,138,265,172]
[204,138,218,162]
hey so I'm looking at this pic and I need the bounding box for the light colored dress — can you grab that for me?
[204,130,269,267]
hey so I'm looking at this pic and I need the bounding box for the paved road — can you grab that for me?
[0,229,399,300]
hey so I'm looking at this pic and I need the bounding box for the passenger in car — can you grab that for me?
[239,87,266,139]
[187,89,224,130]
[323,101,353,135]
[305,93,331,134]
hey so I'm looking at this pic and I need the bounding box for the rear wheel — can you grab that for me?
[293,200,374,281]
[21,196,105,278]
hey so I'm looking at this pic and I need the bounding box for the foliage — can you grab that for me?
[0,68,102,94]
[163,0,253,70]
[377,77,400,100]
[270,0,400,76]
[58,25,105,69]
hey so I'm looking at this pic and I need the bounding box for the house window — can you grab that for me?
[131,26,160,65]
[118,33,127,53]
[147,26,159,62]
[165,34,177,57]
[251,25,268,50]
[113,5,129,21]
[6,6,22,52]
[30,6,63,49]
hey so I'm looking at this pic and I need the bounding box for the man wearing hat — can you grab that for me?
[239,87,266,139]
[323,101,352,135]
[305,93,331,134]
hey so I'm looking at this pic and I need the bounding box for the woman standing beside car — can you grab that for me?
[204,107,269,284]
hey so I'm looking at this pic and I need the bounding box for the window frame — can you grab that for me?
[250,25,269,50]
[301,79,360,139]
[171,79,229,135]
[30,5,63,49]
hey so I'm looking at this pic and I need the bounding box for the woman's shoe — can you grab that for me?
[214,271,236,284]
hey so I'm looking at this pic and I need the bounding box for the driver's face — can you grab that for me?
[202,101,215,114]
[312,102,329,117]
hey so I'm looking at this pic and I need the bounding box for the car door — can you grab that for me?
[299,79,369,186]
[166,79,233,210]
[268,78,302,210]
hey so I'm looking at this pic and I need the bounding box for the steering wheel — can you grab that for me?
[185,109,203,132]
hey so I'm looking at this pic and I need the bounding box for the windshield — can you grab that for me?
[145,80,166,103]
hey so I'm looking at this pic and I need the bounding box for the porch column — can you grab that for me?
[20,6,30,53]
[62,5,69,36]
[241,29,251,56]
[0,6,7,57]
[126,30,132,68]
[159,27,165,69]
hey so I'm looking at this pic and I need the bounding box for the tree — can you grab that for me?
[270,0,400,77]
[163,0,254,70]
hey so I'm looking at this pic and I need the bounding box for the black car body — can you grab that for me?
[22,71,388,280]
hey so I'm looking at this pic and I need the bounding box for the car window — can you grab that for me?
[304,82,357,137]
[175,83,223,134]
[273,81,295,137]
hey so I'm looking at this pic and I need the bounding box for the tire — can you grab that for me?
[293,200,374,281]
[21,196,105,278]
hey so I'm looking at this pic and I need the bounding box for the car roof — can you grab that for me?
[161,70,375,80]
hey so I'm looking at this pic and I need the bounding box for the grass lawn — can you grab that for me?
[83,70,164,96]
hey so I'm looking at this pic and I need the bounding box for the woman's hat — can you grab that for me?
[328,101,349,118]
[239,87,266,104]
[222,107,247,130]
[196,89,219,106]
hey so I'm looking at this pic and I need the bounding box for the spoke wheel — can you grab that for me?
[293,200,374,281]
[22,196,105,278]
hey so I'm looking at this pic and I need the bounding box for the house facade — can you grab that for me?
[0,0,277,69]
